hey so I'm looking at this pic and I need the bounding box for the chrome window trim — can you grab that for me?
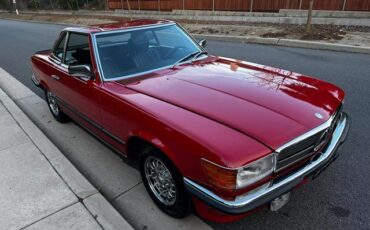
[61,31,70,64]
[91,23,206,82]
[50,31,68,64]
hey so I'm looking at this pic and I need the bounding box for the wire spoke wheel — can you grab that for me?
[47,91,59,116]
[144,156,177,206]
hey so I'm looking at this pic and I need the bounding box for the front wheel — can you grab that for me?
[140,147,191,218]
[45,89,69,123]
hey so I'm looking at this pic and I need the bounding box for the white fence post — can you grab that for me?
[250,0,254,12]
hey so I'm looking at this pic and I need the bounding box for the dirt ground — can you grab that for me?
[1,12,370,47]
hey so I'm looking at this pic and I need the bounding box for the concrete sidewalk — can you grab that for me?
[0,71,132,229]
[0,67,212,229]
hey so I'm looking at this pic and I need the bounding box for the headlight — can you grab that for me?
[201,153,276,192]
[236,154,276,189]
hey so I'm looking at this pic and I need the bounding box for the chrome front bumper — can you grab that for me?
[184,112,350,215]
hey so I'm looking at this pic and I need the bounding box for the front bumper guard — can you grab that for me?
[184,112,350,215]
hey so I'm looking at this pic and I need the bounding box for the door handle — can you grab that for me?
[51,75,60,81]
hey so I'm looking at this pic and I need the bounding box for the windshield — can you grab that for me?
[95,24,202,80]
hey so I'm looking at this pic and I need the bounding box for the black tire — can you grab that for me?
[140,147,191,218]
[45,89,69,123]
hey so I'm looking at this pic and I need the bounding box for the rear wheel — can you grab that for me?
[45,89,69,123]
[140,147,191,218]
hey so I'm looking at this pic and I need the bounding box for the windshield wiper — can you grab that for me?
[190,51,208,63]
[171,51,199,69]
[172,50,208,69]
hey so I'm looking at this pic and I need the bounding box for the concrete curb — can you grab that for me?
[0,67,133,230]
[1,16,370,55]
[193,34,370,54]
[8,9,370,26]
[0,17,79,27]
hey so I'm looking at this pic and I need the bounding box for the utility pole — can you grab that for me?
[12,0,18,14]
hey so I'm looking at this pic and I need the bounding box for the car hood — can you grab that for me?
[120,57,344,149]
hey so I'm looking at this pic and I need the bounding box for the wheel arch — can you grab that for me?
[125,133,184,175]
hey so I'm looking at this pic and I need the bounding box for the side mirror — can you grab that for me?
[199,39,207,48]
[69,64,93,81]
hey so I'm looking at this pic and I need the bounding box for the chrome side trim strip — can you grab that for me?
[184,112,349,214]
[56,96,126,146]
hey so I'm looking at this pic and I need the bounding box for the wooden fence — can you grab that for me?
[108,0,370,12]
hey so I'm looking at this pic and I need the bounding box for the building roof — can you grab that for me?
[64,19,174,34]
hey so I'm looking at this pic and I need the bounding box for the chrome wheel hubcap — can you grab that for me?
[47,91,59,116]
[144,157,177,206]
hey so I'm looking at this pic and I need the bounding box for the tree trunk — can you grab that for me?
[49,0,55,10]
[75,0,79,10]
[126,0,131,10]
[126,0,132,20]
[67,0,73,10]
[306,0,314,33]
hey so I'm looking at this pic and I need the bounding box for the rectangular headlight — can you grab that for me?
[236,154,276,189]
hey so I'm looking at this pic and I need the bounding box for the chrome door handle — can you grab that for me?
[51,75,60,81]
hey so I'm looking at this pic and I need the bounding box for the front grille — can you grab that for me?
[276,106,342,171]
[276,130,327,170]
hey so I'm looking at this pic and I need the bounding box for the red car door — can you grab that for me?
[51,32,102,130]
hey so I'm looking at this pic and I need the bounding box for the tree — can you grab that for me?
[306,0,314,33]
[126,0,132,20]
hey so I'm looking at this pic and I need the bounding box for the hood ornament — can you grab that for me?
[315,113,324,120]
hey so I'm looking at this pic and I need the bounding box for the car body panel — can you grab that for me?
[30,20,347,222]
[122,56,344,150]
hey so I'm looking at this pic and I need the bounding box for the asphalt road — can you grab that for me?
[1,19,370,230]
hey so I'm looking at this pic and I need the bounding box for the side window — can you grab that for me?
[65,33,91,66]
[52,33,66,61]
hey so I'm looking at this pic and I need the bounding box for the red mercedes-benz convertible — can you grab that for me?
[30,20,350,223]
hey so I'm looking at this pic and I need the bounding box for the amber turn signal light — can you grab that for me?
[201,159,237,193]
